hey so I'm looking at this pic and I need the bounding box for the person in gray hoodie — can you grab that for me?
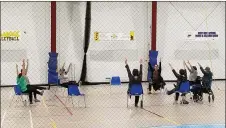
[184,61,198,85]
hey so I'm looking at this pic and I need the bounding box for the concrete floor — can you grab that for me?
[1,81,225,128]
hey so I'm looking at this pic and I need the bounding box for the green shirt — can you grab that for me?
[17,76,27,92]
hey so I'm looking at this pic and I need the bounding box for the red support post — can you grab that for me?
[151,1,157,51]
[51,1,56,52]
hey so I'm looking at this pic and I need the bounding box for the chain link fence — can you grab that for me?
[157,2,225,81]
[1,2,225,128]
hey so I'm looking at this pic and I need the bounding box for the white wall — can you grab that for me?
[87,2,151,82]
[157,2,225,80]
[1,2,51,85]
[1,2,224,85]
[56,2,86,82]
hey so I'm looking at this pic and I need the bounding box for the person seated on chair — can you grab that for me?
[125,58,143,107]
[148,57,166,94]
[184,60,198,86]
[16,59,31,84]
[197,63,213,92]
[190,76,202,102]
[166,61,189,104]
[17,59,45,104]
[58,62,77,88]
[16,59,47,90]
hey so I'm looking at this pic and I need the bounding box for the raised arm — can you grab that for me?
[148,58,154,72]
[16,64,19,76]
[184,61,191,72]
[65,63,72,74]
[125,59,132,79]
[198,63,206,74]
[169,63,180,78]
[25,59,29,75]
[22,59,26,76]
[139,59,143,79]
[158,58,162,73]
[183,61,188,79]
[61,62,65,71]
[187,60,195,72]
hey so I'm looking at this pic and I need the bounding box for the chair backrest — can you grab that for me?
[178,81,190,93]
[129,83,143,95]
[68,84,81,96]
[111,76,121,85]
[14,85,22,95]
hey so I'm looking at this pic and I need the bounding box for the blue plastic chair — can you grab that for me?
[66,84,86,107]
[111,76,121,85]
[127,83,144,108]
[175,81,190,104]
[175,81,190,93]
[10,85,29,107]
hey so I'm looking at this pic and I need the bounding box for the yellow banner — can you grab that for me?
[130,31,134,41]
[94,32,99,42]
[94,31,134,41]
[1,30,20,41]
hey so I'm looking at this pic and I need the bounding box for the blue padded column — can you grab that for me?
[48,52,58,84]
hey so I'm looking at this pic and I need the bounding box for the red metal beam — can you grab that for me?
[151,1,157,50]
[51,1,56,52]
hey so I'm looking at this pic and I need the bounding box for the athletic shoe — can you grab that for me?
[34,99,40,102]
[40,90,44,96]
[173,101,178,104]
[181,100,189,104]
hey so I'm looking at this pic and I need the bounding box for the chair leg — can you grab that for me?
[9,95,15,108]
[20,96,26,106]
[84,96,86,108]
[71,97,74,107]
[65,97,69,107]
[127,94,128,108]
[140,95,143,108]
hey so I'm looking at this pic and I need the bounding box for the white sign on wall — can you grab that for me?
[185,31,219,41]
[94,31,134,41]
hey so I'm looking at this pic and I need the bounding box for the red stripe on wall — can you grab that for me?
[51,1,56,53]
[151,1,157,51]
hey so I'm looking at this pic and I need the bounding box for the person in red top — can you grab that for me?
[148,58,166,94]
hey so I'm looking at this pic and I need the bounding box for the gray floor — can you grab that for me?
[1,81,225,128]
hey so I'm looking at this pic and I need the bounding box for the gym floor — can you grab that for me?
[1,81,225,128]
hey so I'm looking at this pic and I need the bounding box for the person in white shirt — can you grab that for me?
[58,63,73,88]
[184,60,198,85]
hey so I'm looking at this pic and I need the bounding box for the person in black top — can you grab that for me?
[125,58,143,107]
[148,58,166,94]
[198,63,213,89]
[166,61,189,104]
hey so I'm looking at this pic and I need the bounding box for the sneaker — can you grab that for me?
[34,99,40,102]
[30,102,33,104]
[135,104,138,107]
[40,90,44,96]
[181,100,189,104]
[173,101,178,104]
[166,91,170,95]
[148,91,152,94]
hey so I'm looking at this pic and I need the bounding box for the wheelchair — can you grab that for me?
[190,78,214,103]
